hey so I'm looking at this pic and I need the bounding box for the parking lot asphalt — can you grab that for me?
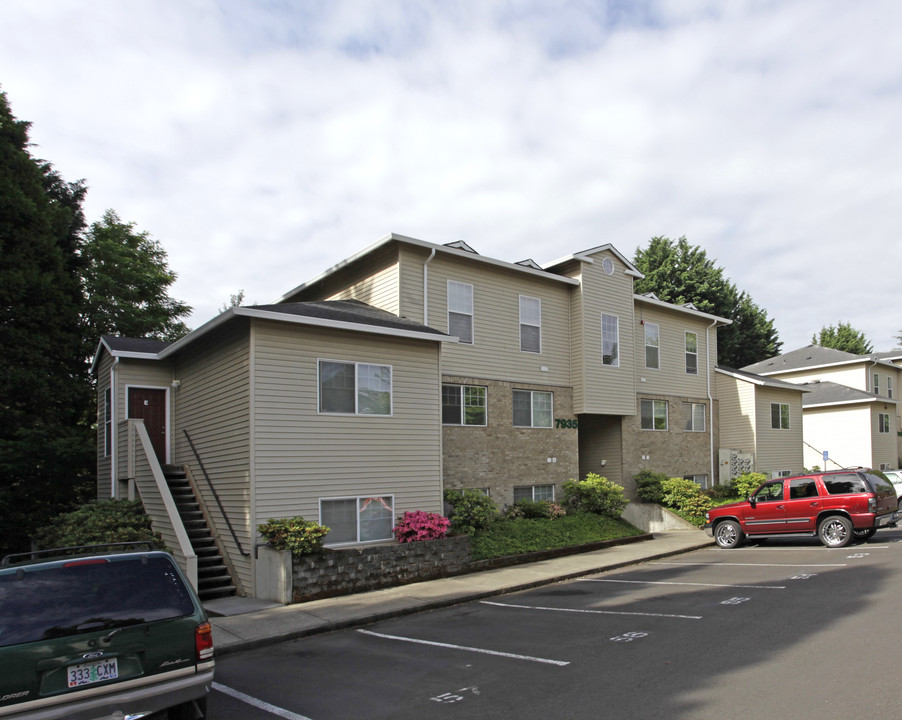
[206,529,711,656]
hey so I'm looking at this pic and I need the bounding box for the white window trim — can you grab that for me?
[448,280,474,344]
[641,398,668,431]
[319,495,396,546]
[602,314,619,367]
[513,484,555,502]
[644,322,660,370]
[685,331,698,375]
[771,402,790,430]
[879,413,891,434]
[888,377,894,399]
[513,389,553,428]
[684,402,705,432]
[103,387,112,457]
[442,384,487,426]
[873,372,880,395]
[318,359,393,416]
[519,295,542,354]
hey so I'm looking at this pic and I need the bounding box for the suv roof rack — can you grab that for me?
[1,541,158,568]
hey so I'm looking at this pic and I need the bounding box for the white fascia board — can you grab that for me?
[756,357,896,377]
[634,293,732,326]
[804,398,891,409]
[274,232,578,303]
[714,367,812,392]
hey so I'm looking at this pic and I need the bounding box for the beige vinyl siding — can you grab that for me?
[871,405,898,469]
[575,251,637,415]
[422,255,572,385]
[325,260,400,315]
[251,320,443,533]
[633,304,711,399]
[802,405,873,469]
[771,364,868,391]
[95,352,114,498]
[578,415,623,485]
[715,373,757,454]
[754,387,804,476]
[172,321,253,593]
[397,244,432,324]
[117,359,175,476]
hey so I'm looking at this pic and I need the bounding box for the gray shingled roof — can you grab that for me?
[101,335,174,354]
[716,365,812,392]
[249,300,448,336]
[799,380,891,407]
[743,345,864,374]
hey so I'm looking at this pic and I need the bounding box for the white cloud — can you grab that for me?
[2,0,901,352]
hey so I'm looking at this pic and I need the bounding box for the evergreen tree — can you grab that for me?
[0,90,94,555]
[81,210,191,341]
[812,322,873,355]
[633,236,781,367]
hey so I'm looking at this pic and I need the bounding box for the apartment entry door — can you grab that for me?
[127,387,167,465]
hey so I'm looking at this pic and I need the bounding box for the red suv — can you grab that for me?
[704,469,899,549]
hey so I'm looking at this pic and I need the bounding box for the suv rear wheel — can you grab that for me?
[818,516,853,548]
[714,519,744,549]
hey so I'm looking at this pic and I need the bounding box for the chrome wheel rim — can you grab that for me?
[822,520,848,546]
[716,524,737,547]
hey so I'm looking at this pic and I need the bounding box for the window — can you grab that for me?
[684,474,708,490]
[442,384,486,426]
[684,402,705,432]
[319,361,392,415]
[448,280,473,344]
[770,402,790,430]
[685,332,698,375]
[879,413,891,433]
[644,322,660,369]
[641,399,668,430]
[602,314,619,366]
[320,496,394,544]
[513,484,555,502]
[104,387,112,457]
[519,295,541,353]
[512,390,553,427]
[788,477,817,498]
[823,473,866,495]
[888,377,894,399]
[873,372,879,395]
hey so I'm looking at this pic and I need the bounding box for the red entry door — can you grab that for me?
[128,388,167,465]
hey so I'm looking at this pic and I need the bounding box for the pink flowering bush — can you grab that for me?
[392,511,451,543]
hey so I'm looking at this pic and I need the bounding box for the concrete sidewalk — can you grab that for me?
[207,529,711,656]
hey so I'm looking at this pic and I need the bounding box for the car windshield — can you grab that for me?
[0,556,195,647]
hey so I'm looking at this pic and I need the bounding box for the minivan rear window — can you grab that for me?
[822,473,867,495]
[0,556,194,647]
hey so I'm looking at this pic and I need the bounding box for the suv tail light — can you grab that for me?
[195,622,214,662]
[868,497,877,513]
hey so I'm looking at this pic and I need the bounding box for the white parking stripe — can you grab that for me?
[357,629,570,666]
[213,682,315,720]
[480,600,702,620]
[579,578,786,589]
[650,562,847,567]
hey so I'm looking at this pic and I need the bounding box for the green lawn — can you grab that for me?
[469,512,644,561]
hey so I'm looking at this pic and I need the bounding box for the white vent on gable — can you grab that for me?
[601,257,615,275]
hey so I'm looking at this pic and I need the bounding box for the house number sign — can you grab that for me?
[555,418,579,429]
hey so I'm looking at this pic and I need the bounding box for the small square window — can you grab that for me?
[770,403,790,430]
[641,399,667,430]
[513,390,553,428]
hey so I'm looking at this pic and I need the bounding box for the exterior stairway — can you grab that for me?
[164,466,237,601]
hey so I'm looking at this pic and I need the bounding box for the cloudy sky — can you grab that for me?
[2,0,901,353]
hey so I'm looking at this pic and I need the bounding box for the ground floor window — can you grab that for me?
[513,389,553,427]
[320,496,394,544]
[684,474,708,489]
[683,402,705,432]
[442,384,487,425]
[641,399,668,430]
[513,484,555,502]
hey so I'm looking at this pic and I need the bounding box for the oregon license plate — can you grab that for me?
[67,658,118,688]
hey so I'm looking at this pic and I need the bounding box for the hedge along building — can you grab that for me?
[277,233,732,504]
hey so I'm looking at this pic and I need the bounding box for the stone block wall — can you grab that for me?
[291,536,472,603]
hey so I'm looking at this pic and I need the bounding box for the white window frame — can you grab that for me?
[684,402,705,432]
[602,314,619,367]
[771,402,790,430]
[103,387,112,457]
[319,495,395,545]
[448,280,474,344]
[512,389,553,428]
[685,331,698,375]
[888,376,894,399]
[644,322,660,369]
[519,295,542,353]
[879,413,891,434]
[684,474,708,489]
[513,484,555,502]
[318,360,392,416]
[641,399,668,431]
[442,384,487,426]
[873,372,880,395]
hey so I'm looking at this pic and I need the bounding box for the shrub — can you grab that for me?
[704,483,736,500]
[392,511,451,543]
[562,473,628,518]
[661,477,704,510]
[34,499,165,550]
[505,500,566,520]
[258,516,330,556]
[731,472,767,499]
[444,489,499,535]
[634,470,668,503]
[679,494,714,523]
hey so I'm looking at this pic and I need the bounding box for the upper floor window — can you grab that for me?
[685,332,698,375]
[448,280,474,344]
[602,314,619,366]
[873,372,879,395]
[513,389,553,428]
[879,413,891,433]
[770,402,790,430]
[641,399,668,430]
[888,377,894,399]
[104,387,112,457]
[319,360,392,415]
[644,322,660,369]
[519,295,541,353]
[442,384,486,426]
[684,402,705,432]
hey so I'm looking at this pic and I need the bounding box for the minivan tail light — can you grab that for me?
[195,622,214,661]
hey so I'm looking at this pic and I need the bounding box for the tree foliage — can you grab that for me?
[632,236,781,367]
[811,322,873,355]
[81,210,191,341]
[0,90,95,555]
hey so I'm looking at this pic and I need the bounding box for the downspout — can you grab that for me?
[110,357,120,498]
[423,248,436,325]
[706,320,718,486]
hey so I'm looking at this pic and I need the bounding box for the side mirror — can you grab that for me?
[748,496,756,508]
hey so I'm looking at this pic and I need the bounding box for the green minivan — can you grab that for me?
[0,543,214,719]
